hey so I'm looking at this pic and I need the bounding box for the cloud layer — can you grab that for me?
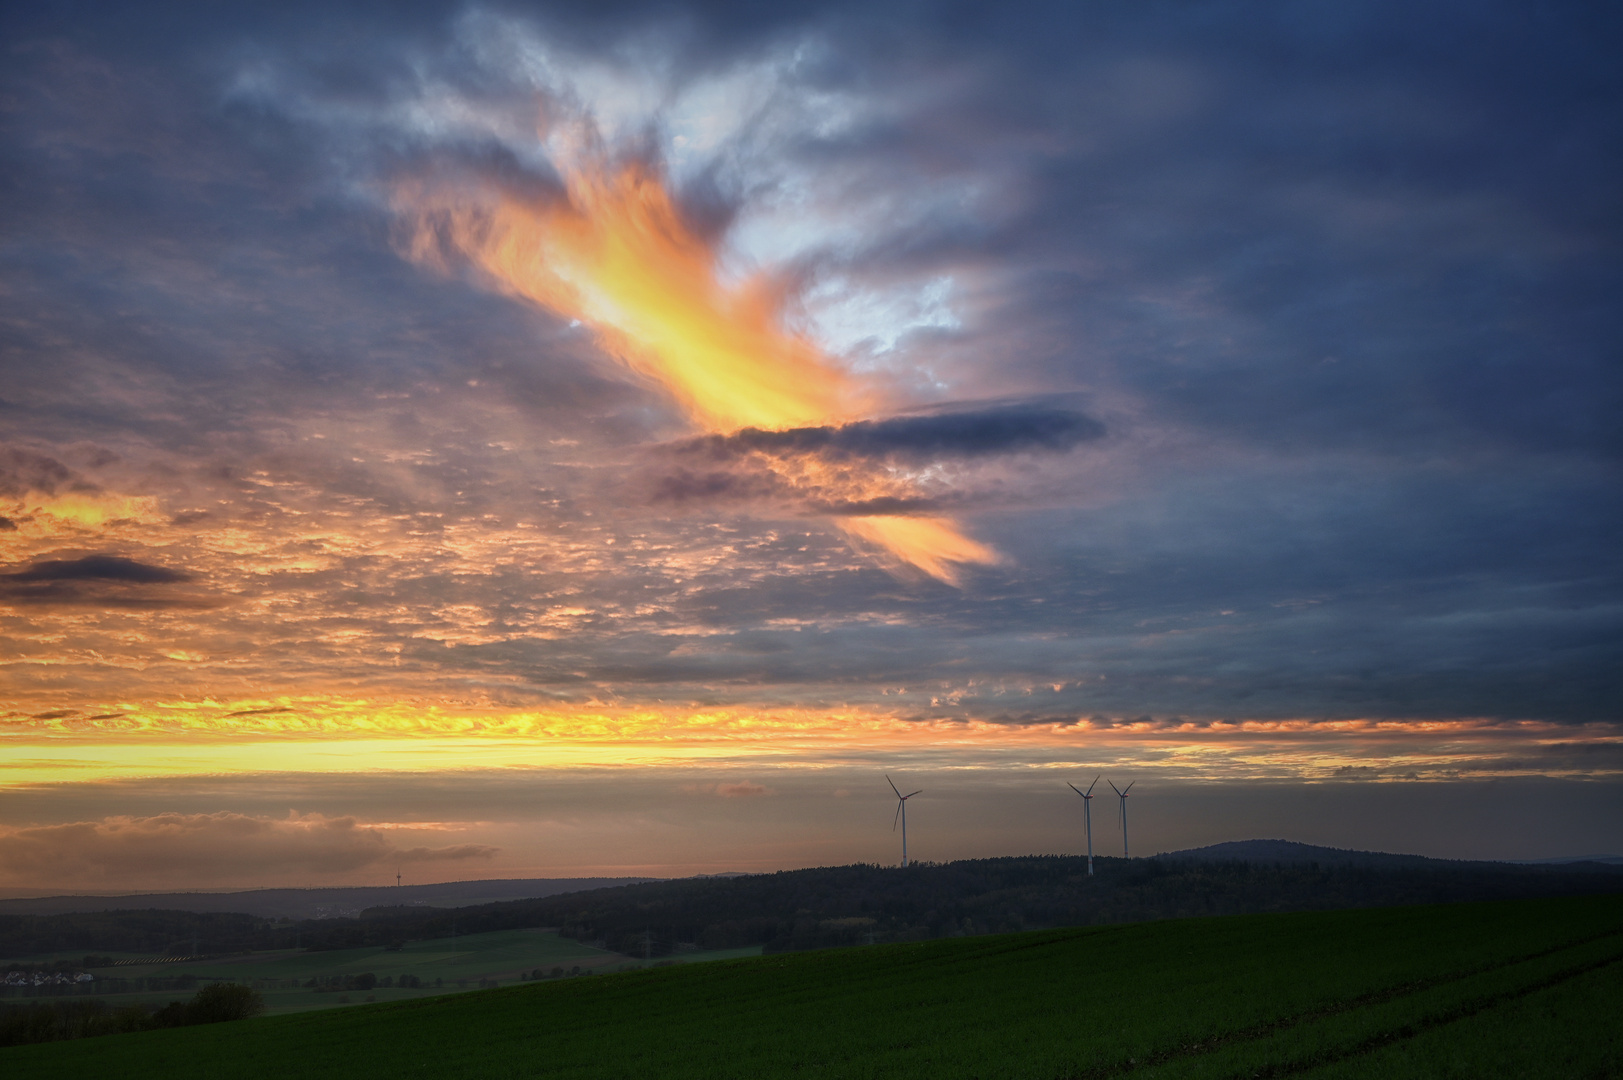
[0,0,1615,718]
[0,812,496,889]
[0,0,1618,877]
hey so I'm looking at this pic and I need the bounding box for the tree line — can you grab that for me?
[3,856,1619,963]
[308,854,1623,957]
[0,983,263,1048]
[0,909,287,959]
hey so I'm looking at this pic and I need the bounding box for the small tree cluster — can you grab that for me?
[0,983,263,1048]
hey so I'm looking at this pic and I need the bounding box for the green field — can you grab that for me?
[5,894,1620,1078]
[5,928,761,1015]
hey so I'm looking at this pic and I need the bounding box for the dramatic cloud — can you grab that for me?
[648,403,1105,519]
[0,0,1617,879]
[393,150,1001,582]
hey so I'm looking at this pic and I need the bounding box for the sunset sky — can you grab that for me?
[2,0,1619,894]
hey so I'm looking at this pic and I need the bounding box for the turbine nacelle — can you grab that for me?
[1069,775,1101,875]
[888,775,922,829]
[1107,779,1135,858]
[1067,774,1100,800]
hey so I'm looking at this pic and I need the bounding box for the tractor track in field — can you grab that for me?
[1260,946,1623,1078]
[1064,924,1623,1080]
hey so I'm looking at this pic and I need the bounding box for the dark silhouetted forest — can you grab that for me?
[5,854,1619,962]
[312,854,1623,957]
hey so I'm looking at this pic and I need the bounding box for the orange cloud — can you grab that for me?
[394,155,1000,584]
[3,696,1615,787]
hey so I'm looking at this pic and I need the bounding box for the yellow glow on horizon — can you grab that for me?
[4,696,1614,786]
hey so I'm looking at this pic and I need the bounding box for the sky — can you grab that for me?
[1,0,1619,894]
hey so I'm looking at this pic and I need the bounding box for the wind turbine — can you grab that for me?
[1067,776,1100,875]
[1108,779,1135,857]
[887,775,922,867]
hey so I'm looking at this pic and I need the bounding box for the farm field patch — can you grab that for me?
[5,928,759,1016]
[3,895,1619,1077]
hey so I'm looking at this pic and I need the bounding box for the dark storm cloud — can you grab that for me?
[4,555,190,585]
[0,555,209,610]
[677,405,1104,462]
[648,404,1099,515]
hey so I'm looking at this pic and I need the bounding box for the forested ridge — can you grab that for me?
[5,855,1620,961]
[1,910,284,961]
[337,855,1623,956]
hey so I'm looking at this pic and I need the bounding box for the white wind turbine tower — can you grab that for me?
[887,775,923,867]
[1067,776,1100,875]
[1109,779,1135,857]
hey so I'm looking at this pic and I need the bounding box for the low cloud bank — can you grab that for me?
[4,554,190,584]
[0,554,209,610]
[650,403,1104,518]
[0,812,497,889]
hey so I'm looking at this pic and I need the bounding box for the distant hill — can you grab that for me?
[1155,839,1465,868]
[6,848,1621,962]
[1156,840,1623,869]
[0,878,661,920]
[287,850,1623,958]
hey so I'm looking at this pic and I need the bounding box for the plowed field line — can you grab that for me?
[1064,925,1623,1079]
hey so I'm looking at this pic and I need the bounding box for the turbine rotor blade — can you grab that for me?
[1123,781,1135,794]
[1068,782,1082,795]
[893,801,903,831]
[907,790,922,799]
[1108,780,1123,797]
[1086,775,1100,796]
[886,774,902,798]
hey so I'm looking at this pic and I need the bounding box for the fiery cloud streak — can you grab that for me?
[395,155,999,583]
[5,696,1614,786]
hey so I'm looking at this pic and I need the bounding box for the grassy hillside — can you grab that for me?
[5,893,1619,1078]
